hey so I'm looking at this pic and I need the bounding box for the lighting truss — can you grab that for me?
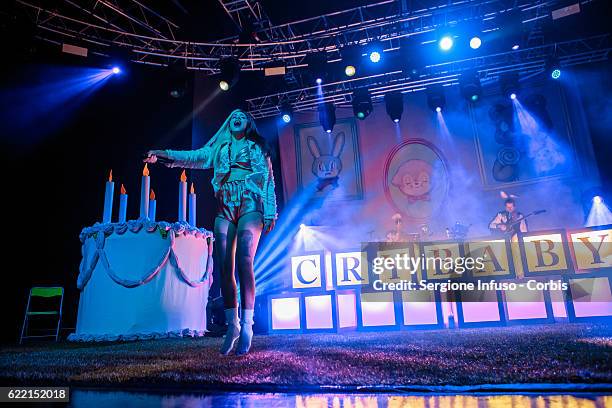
[246,34,610,118]
[13,0,610,118]
[17,0,571,71]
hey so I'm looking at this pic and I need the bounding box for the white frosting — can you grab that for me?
[77,218,214,290]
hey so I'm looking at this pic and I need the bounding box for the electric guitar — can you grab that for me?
[490,209,546,237]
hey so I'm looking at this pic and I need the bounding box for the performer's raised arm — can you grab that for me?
[144,146,214,169]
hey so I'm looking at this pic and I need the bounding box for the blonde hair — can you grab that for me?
[202,109,270,156]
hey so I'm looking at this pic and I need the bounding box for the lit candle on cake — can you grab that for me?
[118,184,128,223]
[140,163,150,219]
[178,169,187,222]
[189,182,196,227]
[148,189,157,222]
[102,170,114,223]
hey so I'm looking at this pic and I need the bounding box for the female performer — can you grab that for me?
[145,109,277,355]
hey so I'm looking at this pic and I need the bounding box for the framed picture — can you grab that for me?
[472,82,577,189]
[383,139,450,221]
[294,118,364,201]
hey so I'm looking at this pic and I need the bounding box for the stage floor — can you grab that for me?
[1,323,611,391]
[67,391,612,408]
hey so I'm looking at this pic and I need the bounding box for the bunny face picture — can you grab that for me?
[307,132,345,191]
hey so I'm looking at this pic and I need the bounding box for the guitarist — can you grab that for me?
[489,198,528,237]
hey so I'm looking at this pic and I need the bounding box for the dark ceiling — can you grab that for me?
[93,0,377,42]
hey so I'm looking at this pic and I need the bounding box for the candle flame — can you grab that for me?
[150,189,156,200]
[180,169,187,182]
[190,183,195,194]
[120,184,127,195]
[143,163,150,176]
[108,169,113,182]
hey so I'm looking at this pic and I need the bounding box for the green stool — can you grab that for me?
[20,287,64,344]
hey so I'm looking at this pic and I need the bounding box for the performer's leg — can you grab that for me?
[215,216,240,355]
[235,211,263,355]
[215,216,238,308]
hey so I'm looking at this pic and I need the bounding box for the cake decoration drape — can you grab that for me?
[77,220,214,290]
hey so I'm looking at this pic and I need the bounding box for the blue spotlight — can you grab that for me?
[436,106,442,113]
[369,51,381,63]
[551,68,561,80]
[300,223,306,229]
[280,102,293,123]
[439,36,453,51]
[111,66,121,74]
[510,93,517,100]
[469,36,482,49]
[594,195,603,205]
[512,44,520,51]
[315,77,323,85]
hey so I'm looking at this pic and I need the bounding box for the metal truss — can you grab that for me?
[16,0,569,71]
[246,33,611,119]
[216,0,275,39]
[17,0,179,60]
[13,0,609,118]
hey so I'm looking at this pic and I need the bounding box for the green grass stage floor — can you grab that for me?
[1,323,611,392]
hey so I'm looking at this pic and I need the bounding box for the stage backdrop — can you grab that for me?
[277,77,601,249]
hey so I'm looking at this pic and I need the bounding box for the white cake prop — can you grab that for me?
[69,165,214,342]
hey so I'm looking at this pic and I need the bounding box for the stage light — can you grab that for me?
[352,89,372,120]
[500,72,520,100]
[399,36,423,79]
[427,85,446,113]
[107,46,131,75]
[305,52,328,85]
[585,190,612,227]
[318,102,336,133]
[499,9,524,51]
[300,223,306,229]
[546,56,561,80]
[438,36,453,51]
[459,70,482,103]
[469,36,482,49]
[218,57,240,91]
[341,44,361,78]
[366,42,383,64]
[280,102,293,123]
[385,92,403,123]
[168,65,190,99]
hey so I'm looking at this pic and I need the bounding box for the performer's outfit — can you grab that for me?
[163,136,277,355]
[216,144,265,224]
[164,138,277,224]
